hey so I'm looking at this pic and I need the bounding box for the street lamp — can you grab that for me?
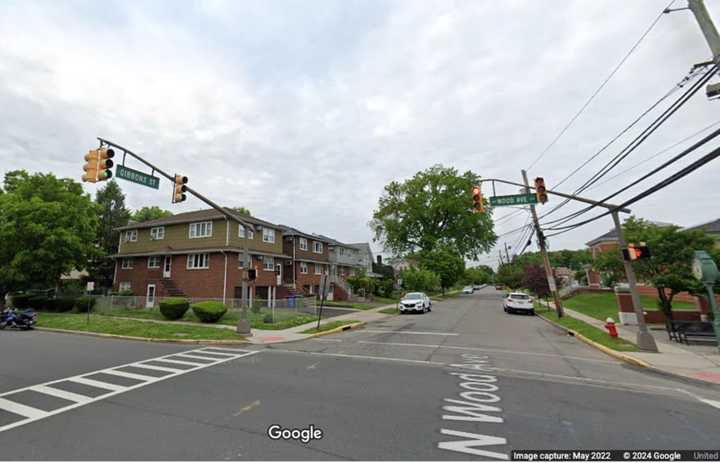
[692,250,720,351]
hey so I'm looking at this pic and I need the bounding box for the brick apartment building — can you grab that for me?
[113,208,376,306]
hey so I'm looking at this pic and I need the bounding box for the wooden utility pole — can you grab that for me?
[521,170,563,317]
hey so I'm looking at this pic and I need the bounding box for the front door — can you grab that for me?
[163,256,172,278]
[275,263,282,285]
[146,284,156,308]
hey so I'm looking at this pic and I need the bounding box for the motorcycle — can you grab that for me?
[0,307,37,330]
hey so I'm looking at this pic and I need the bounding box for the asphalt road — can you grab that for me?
[0,287,719,460]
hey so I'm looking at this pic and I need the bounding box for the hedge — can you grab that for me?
[27,295,49,311]
[191,301,228,323]
[75,296,97,312]
[11,294,31,309]
[159,298,190,320]
[47,297,76,313]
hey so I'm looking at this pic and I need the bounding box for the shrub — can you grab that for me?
[118,289,134,297]
[11,294,31,309]
[191,301,228,323]
[53,297,77,312]
[27,295,49,311]
[262,313,274,324]
[75,296,97,312]
[159,298,190,320]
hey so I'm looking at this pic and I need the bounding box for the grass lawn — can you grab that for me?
[379,307,400,315]
[301,320,361,334]
[321,297,399,310]
[535,307,638,352]
[97,307,320,331]
[37,313,245,341]
[562,292,696,323]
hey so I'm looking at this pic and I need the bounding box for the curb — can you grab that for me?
[35,327,249,345]
[535,313,650,368]
[302,321,367,339]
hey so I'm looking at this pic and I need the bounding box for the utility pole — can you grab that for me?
[504,242,512,263]
[611,212,658,352]
[688,0,720,59]
[521,170,563,317]
[498,249,505,265]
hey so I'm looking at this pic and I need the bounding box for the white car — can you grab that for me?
[463,286,474,294]
[399,292,431,313]
[503,292,535,315]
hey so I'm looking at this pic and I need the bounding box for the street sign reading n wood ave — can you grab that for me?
[116,165,160,189]
[489,194,537,206]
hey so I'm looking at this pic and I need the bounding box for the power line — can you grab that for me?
[544,142,720,236]
[526,0,675,170]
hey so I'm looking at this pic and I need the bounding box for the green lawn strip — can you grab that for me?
[535,307,639,352]
[37,313,244,340]
[301,320,361,334]
[562,292,696,323]
[96,307,319,331]
[321,301,379,310]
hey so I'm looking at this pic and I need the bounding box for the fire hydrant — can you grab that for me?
[604,317,618,338]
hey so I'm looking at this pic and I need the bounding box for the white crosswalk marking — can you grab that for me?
[30,386,91,404]
[0,398,46,419]
[0,348,258,434]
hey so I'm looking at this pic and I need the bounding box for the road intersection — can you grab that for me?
[0,287,718,460]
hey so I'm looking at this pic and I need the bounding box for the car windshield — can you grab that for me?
[404,293,423,300]
[511,294,529,300]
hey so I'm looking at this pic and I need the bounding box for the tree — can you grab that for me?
[230,206,251,216]
[593,251,624,288]
[89,181,131,288]
[463,266,494,285]
[596,217,715,320]
[417,245,465,293]
[495,263,523,290]
[130,206,172,223]
[522,264,552,299]
[371,165,496,260]
[347,268,375,298]
[0,171,98,301]
[400,268,441,293]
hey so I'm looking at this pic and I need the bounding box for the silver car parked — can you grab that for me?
[399,292,432,313]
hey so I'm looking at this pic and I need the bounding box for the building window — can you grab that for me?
[315,264,323,275]
[313,241,323,254]
[299,238,308,251]
[263,256,274,271]
[239,224,254,240]
[121,258,134,269]
[150,226,165,240]
[147,256,161,268]
[187,253,210,269]
[124,230,138,242]
[238,253,247,268]
[300,262,308,274]
[119,282,132,293]
[262,227,275,243]
[339,247,344,256]
[189,221,213,239]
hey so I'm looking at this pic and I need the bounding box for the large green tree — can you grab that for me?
[417,245,466,293]
[371,165,496,260]
[495,262,524,290]
[0,171,98,300]
[90,181,131,288]
[130,206,172,223]
[597,217,715,319]
[462,265,494,285]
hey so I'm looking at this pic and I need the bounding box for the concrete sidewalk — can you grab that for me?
[558,306,720,385]
[246,303,397,345]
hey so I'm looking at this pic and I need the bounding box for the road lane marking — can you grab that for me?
[68,376,126,392]
[232,399,261,416]
[363,329,459,336]
[356,341,616,364]
[150,358,204,366]
[174,353,223,361]
[101,369,159,382]
[29,386,91,404]
[676,389,720,410]
[266,349,446,366]
[0,348,258,434]
[0,398,46,419]
[130,363,183,374]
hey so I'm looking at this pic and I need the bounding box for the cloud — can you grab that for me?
[1,0,719,266]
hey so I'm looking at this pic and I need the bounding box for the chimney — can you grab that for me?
[376,255,382,265]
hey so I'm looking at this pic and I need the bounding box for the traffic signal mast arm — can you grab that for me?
[96,137,255,232]
[478,177,631,214]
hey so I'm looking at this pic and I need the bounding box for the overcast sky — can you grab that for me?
[2,0,719,268]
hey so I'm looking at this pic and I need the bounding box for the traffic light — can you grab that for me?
[534,177,548,204]
[82,148,114,183]
[623,242,651,261]
[471,185,484,213]
[172,174,188,203]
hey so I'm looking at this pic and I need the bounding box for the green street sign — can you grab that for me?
[116,165,160,190]
[489,194,537,206]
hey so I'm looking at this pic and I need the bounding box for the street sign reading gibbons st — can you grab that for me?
[116,165,160,190]
[489,194,538,206]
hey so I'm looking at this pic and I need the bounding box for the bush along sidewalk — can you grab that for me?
[160,298,190,320]
[192,301,228,323]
